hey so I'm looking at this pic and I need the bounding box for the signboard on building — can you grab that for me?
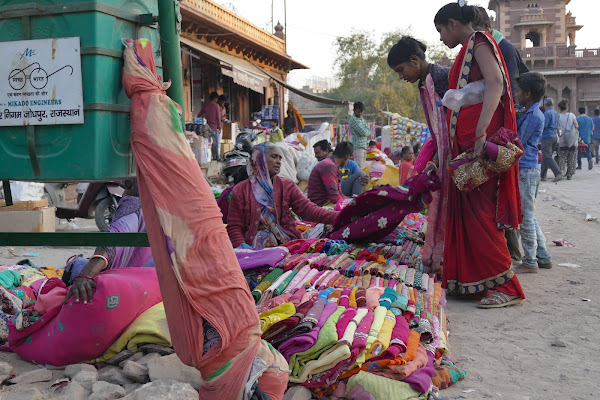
[0,37,84,126]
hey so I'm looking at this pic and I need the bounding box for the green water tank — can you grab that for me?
[0,0,161,180]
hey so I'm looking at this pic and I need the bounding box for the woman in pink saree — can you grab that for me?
[387,36,451,273]
[122,39,288,400]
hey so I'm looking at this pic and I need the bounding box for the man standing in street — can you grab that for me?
[576,107,594,170]
[349,102,370,168]
[197,92,223,161]
[592,109,600,165]
[541,98,563,182]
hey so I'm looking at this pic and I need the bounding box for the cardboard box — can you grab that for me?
[222,122,237,141]
[0,199,48,211]
[0,206,56,232]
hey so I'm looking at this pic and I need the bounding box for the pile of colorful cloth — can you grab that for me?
[243,237,466,399]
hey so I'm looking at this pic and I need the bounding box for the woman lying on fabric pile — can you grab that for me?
[62,179,154,303]
[227,142,338,249]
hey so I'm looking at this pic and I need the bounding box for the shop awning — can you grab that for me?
[180,37,269,94]
[248,61,351,106]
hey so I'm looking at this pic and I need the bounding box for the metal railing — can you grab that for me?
[181,0,286,54]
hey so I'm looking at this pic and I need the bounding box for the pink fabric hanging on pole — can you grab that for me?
[122,39,288,400]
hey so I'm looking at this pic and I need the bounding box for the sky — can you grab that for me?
[215,0,599,87]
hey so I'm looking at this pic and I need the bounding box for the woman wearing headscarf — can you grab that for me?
[227,142,338,248]
[63,179,154,303]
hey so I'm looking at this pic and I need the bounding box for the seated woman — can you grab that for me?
[227,142,338,248]
[63,179,154,303]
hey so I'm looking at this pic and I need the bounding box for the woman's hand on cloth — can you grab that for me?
[64,276,97,304]
[473,131,487,159]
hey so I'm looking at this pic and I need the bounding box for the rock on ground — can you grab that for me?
[135,352,161,367]
[0,361,14,383]
[122,379,198,400]
[122,361,149,384]
[71,369,98,391]
[45,382,90,400]
[64,363,97,379]
[9,368,52,384]
[119,352,144,368]
[98,366,135,386]
[147,354,203,390]
[89,381,127,400]
[3,388,43,400]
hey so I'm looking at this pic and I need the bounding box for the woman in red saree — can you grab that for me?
[433,3,525,308]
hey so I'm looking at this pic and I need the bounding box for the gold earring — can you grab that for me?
[416,60,421,70]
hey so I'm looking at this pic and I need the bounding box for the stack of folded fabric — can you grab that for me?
[243,238,465,399]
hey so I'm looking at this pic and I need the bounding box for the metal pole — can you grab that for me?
[158,0,185,122]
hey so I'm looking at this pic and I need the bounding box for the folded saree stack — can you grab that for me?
[241,233,466,399]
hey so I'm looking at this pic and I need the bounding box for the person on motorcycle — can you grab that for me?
[63,180,154,304]
[227,142,338,248]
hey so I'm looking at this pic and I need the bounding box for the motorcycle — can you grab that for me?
[222,128,261,183]
[45,181,124,232]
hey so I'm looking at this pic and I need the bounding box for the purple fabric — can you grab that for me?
[370,314,409,362]
[278,301,337,361]
[107,210,153,270]
[234,247,289,271]
[402,350,435,393]
[329,173,440,243]
[111,196,141,224]
[269,298,325,348]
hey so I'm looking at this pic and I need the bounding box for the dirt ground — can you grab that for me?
[0,167,599,399]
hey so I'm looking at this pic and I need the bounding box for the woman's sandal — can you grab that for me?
[476,291,522,309]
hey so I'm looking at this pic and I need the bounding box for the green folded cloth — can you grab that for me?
[274,270,298,297]
[251,268,283,302]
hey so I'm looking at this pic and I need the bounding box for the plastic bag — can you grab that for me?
[440,80,485,111]
[296,152,318,182]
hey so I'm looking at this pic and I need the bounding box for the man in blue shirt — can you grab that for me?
[592,109,600,164]
[576,107,594,170]
[541,98,563,182]
[513,72,553,274]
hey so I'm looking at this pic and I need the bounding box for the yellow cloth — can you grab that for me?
[349,287,358,308]
[363,164,400,191]
[347,371,430,400]
[369,310,396,359]
[96,302,171,362]
[259,302,295,333]
[40,266,62,279]
[356,306,386,365]
[269,127,284,143]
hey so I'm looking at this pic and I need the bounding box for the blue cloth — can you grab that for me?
[339,160,360,181]
[576,115,594,144]
[518,168,552,268]
[517,102,544,169]
[592,116,600,140]
[542,107,559,139]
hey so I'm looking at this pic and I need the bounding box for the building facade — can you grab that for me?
[489,0,600,111]
[179,0,306,126]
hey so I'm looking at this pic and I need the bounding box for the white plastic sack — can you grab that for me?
[275,142,302,183]
[9,181,45,201]
[296,152,318,182]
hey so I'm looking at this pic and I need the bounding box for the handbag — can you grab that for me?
[449,127,524,192]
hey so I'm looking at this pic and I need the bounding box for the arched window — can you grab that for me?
[526,31,541,47]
